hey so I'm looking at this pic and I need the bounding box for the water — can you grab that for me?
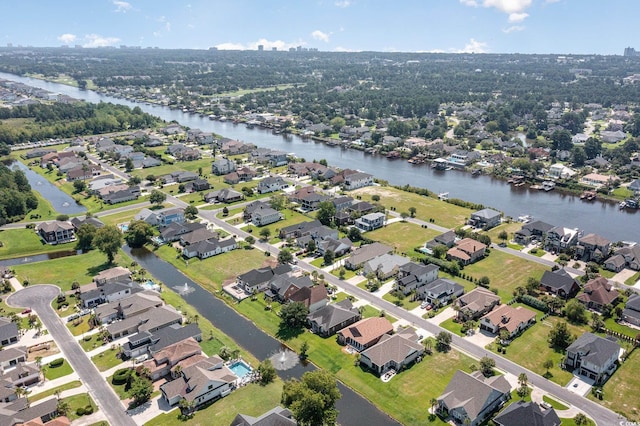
[229,360,252,378]
[0,71,636,241]
[269,349,299,371]
[11,161,87,215]
[173,282,194,295]
[124,246,399,426]
[0,250,77,267]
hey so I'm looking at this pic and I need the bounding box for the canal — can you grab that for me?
[124,246,400,426]
[0,71,636,241]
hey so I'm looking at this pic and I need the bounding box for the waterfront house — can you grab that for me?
[576,277,619,312]
[355,212,385,232]
[337,317,393,352]
[539,269,580,299]
[468,209,501,230]
[622,294,640,326]
[182,237,237,260]
[70,215,105,231]
[143,337,204,381]
[547,164,576,179]
[614,244,640,271]
[437,370,511,426]
[123,323,202,359]
[359,328,424,376]
[479,305,536,339]
[564,332,620,385]
[94,291,164,325]
[231,406,296,426]
[343,172,374,190]
[94,266,131,285]
[236,264,292,294]
[264,274,313,304]
[446,238,487,266]
[494,401,561,426]
[80,280,141,309]
[107,304,183,340]
[514,220,554,245]
[158,222,207,244]
[417,278,464,307]
[580,173,616,188]
[544,226,580,253]
[35,221,75,245]
[576,233,611,262]
[604,254,626,272]
[455,287,501,321]
[288,285,329,313]
[307,299,361,337]
[345,242,393,270]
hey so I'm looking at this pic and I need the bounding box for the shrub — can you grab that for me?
[76,407,85,416]
[520,295,549,312]
[48,359,64,368]
[112,368,132,385]
[84,405,94,414]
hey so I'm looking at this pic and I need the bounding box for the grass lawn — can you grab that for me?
[330,267,356,280]
[382,291,420,310]
[367,222,440,256]
[483,221,522,244]
[13,249,131,292]
[589,347,640,421]
[64,393,98,421]
[242,208,315,244]
[153,244,265,293]
[330,292,354,303]
[625,271,640,286]
[560,417,594,426]
[91,347,125,372]
[20,191,58,222]
[78,333,108,351]
[542,394,568,410]
[439,317,466,337]
[0,228,77,260]
[144,381,284,426]
[43,358,74,380]
[29,380,82,402]
[350,186,473,229]
[603,317,638,339]
[461,250,548,300]
[97,209,138,227]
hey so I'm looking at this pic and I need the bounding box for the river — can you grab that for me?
[0,72,636,242]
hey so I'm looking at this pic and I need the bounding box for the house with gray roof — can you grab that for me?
[80,279,142,308]
[70,215,105,231]
[355,212,385,232]
[107,304,183,340]
[540,269,580,299]
[249,205,283,227]
[231,406,296,426]
[94,291,163,325]
[363,253,411,281]
[257,176,288,194]
[468,209,502,230]
[278,220,322,240]
[343,172,374,190]
[417,278,464,306]
[455,287,501,321]
[359,329,424,376]
[345,242,393,270]
[307,299,361,337]
[158,222,207,244]
[622,294,640,326]
[182,237,237,260]
[564,332,621,385]
[494,401,561,426]
[93,266,131,285]
[576,233,611,262]
[236,265,292,294]
[122,323,202,359]
[35,221,75,245]
[425,230,457,249]
[437,370,511,426]
[395,262,439,295]
[0,319,19,347]
[204,188,244,203]
[514,220,554,245]
[211,158,237,175]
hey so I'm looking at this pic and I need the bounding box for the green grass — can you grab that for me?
[330,267,356,280]
[542,394,569,410]
[91,347,124,372]
[78,332,108,351]
[559,417,594,426]
[43,358,74,380]
[625,272,640,286]
[382,291,420,310]
[64,393,98,421]
[310,257,324,267]
[589,348,640,421]
[483,221,522,244]
[29,380,82,402]
[439,317,466,336]
[144,381,284,426]
[603,317,639,339]
[367,222,440,256]
[0,228,77,260]
[97,209,138,227]
[20,190,58,222]
[242,208,314,243]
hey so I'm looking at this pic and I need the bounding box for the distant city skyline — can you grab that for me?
[1,0,639,55]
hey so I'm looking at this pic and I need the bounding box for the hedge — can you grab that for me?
[112,368,132,385]
[48,359,64,368]
[519,295,549,312]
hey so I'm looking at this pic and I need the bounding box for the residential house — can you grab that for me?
[143,337,204,382]
[317,237,353,257]
[332,196,354,212]
[236,265,292,294]
[355,212,385,232]
[94,266,131,285]
[35,221,75,245]
[0,347,27,370]
[345,242,393,270]
[395,262,439,295]
[220,139,255,155]
[425,230,457,250]
[455,288,501,321]
[297,191,330,211]
[182,237,237,260]
[437,370,511,426]
[257,176,288,194]
[0,398,60,426]
[337,317,394,352]
[349,201,376,216]
[295,225,339,250]
[447,238,487,266]
[142,157,162,168]
[70,215,105,231]
[161,354,238,408]
[494,401,561,426]
[94,291,164,325]
[612,244,640,271]
[279,220,322,240]
[359,329,425,376]
[158,222,207,244]
[204,188,244,204]
[622,294,640,326]
[545,227,580,253]
[629,178,640,195]
[479,305,537,339]
[600,130,626,143]
[66,164,101,181]
[160,171,198,184]
[183,178,211,193]
[540,269,581,299]
[100,185,141,205]
[564,332,621,385]
[547,164,576,179]
[231,406,296,426]
[580,173,616,188]
[343,172,374,190]
[576,234,611,262]
[604,254,627,273]
[514,221,554,245]
[468,209,501,230]
[0,318,19,346]
[417,278,465,306]
[211,158,237,175]
[363,253,411,281]
[307,299,361,337]
[179,228,220,247]
[577,277,619,312]
[248,205,283,227]
[80,280,141,308]
[122,323,202,359]
[165,143,201,161]
[0,362,40,388]
[106,304,183,340]
[288,285,329,313]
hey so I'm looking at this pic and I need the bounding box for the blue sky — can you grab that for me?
[1,0,638,54]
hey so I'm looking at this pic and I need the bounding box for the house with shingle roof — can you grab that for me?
[35,221,75,245]
[94,291,163,325]
[0,318,18,347]
[359,328,424,375]
[447,238,487,266]
[236,265,292,294]
[437,370,511,426]
[540,269,580,299]
[577,277,619,312]
[122,323,202,359]
[576,233,611,262]
[107,304,183,340]
[468,209,501,230]
[363,253,411,281]
[231,406,296,426]
[345,242,393,270]
[337,317,393,352]
[494,401,561,426]
[514,221,554,246]
[455,288,501,321]
[142,337,203,381]
[93,266,131,285]
[307,299,361,337]
[564,332,621,385]
[622,294,640,326]
[417,278,464,307]
[480,305,536,339]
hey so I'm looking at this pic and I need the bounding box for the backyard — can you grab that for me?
[589,347,640,421]
[367,221,440,256]
[0,228,75,259]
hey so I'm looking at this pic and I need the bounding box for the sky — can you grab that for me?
[1,0,638,55]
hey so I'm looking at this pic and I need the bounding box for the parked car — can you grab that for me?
[66,314,79,322]
[21,308,32,315]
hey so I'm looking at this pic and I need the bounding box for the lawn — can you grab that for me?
[461,250,548,300]
[144,381,284,426]
[349,186,473,229]
[97,209,138,227]
[29,380,82,402]
[542,394,568,410]
[43,358,74,380]
[625,271,640,286]
[67,315,93,336]
[0,228,76,260]
[483,221,522,244]
[64,393,98,421]
[78,332,108,351]
[20,190,58,222]
[603,317,638,340]
[330,267,356,280]
[12,249,131,292]
[153,244,265,293]
[91,347,125,372]
[242,208,315,244]
[439,317,466,337]
[382,291,420,310]
[367,222,440,256]
[589,347,640,421]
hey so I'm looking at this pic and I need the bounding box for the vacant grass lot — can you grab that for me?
[91,347,124,372]
[0,228,76,260]
[44,358,74,380]
[20,191,58,222]
[243,208,315,244]
[350,186,473,229]
[483,221,522,243]
[589,347,640,421]
[97,210,138,227]
[367,222,440,256]
[64,393,98,421]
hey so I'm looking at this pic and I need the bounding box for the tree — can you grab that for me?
[432,244,448,259]
[329,116,346,132]
[542,359,554,376]
[498,230,508,242]
[245,235,255,247]
[93,225,123,264]
[564,299,588,324]
[525,277,540,295]
[279,301,309,330]
[347,226,361,242]
[400,212,409,221]
[281,370,341,426]
[124,220,154,248]
[408,206,417,217]
[124,157,134,172]
[479,356,495,377]
[73,179,86,193]
[435,331,452,352]
[299,340,309,360]
[590,312,605,332]
[257,359,276,385]
[371,194,381,202]
[149,189,166,206]
[278,248,293,265]
[584,137,602,159]
[323,250,335,266]
[128,375,153,407]
[259,227,271,241]
[56,400,70,417]
[178,398,196,419]
[316,201,336,227]
[222,206,229,217]
[75,223,97,251]
[184,205,198,220]
[574,413,589,426]
[548,321,574,350]
[572,146,587,167]
[270,194,287,211]
[306,239,317,254]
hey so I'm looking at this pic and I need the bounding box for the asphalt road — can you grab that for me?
[7,285,136,426]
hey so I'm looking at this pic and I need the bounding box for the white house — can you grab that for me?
[355,212,385,231]
[343,172,374,190]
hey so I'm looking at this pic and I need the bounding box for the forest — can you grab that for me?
[0,163,37,225]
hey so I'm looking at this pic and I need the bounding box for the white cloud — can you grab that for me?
[452,38,488,53]
[459,0,478,6]
[311,30,330,43]
[83,34,121,48]
[335,0,351,7]
[503,25,525,33]
[215,38,303,51]
[508,12,528,22]
[113,0,132,13]
[334,46,357,52]
[57,33,77,44]
[482,0,531,14]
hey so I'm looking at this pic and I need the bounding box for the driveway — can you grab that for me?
[566,375,594,397]
[7,285,136,426]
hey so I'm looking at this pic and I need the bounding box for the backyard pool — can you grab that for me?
[229,360,252,378]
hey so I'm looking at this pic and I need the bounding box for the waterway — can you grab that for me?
[11,161,87,215]
[0,72,636,242]
[124,246,399,426]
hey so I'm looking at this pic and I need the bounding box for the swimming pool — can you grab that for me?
[229,360,251,378]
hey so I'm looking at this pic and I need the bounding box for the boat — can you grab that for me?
[438,192,449,201]
[620,201,627,210]
[471,169,482,176]
[624,199,639,209]
[541,181,556,191]
[518,214,533,223]
[431,158,448,170]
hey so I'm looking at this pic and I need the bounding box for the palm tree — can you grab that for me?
[518,373,528,388]
[57,399,70,417]
[430,398,438,414]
